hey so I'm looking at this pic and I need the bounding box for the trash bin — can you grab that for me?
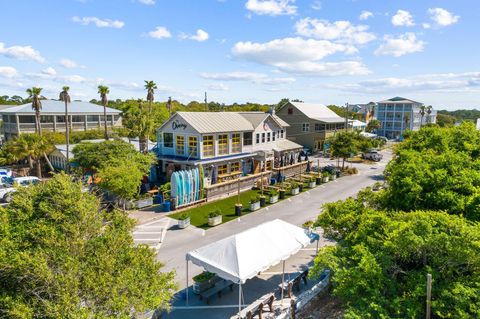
[153,194,163,205]
[162,200,171,212]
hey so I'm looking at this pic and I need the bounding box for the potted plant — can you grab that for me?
[249,195,261,211]
[279,187,286,200]
[331,171,337,181]
[322,172,330,183]
[307,177,316,188]
[208,209,222,226]
[259,194,267,207]
[290,182,300,195]
[177,213,191,229]
[302,220,314,232]
[269,189,279,204]
[192,271,217,294]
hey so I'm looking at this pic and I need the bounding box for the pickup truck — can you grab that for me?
[362,150,383,162]
[0,176,40,203]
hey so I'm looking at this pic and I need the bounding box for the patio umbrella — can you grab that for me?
[305,154,309,162]
[306,160,311,173]
[289,153,294,165]
[211,166,217,184]
[280,156,284,167]
[297,152,302,163]
[276,170,282,183]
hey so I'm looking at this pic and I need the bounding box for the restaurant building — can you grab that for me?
[155,111,304,186]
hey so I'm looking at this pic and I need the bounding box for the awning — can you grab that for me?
[273,139,303,153]
[186,219,318,284]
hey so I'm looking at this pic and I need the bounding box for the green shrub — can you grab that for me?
[250,195,260,204]
[208,209,221,218]
[178,213,189,220]
[192,271,215,283]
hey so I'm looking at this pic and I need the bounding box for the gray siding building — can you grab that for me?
[275,101,345,151]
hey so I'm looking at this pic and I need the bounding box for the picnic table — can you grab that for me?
[278,269,309,298]
[199,279,234,304]
[238,293,275,319]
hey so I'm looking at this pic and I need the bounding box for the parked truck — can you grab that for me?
[361,149,383,162]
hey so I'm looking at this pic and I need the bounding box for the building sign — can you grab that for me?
[172,120,187,130]
[263,121,271,131]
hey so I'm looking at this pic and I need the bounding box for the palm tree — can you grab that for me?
[26,87,43,135]
[144,80,157,114]
[426,105,433,124]
[9,134,53,178]
[419,105,426,127]
[59,86,71,171]
[98,85,110,140]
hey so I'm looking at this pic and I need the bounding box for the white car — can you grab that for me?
[0,176,40,203]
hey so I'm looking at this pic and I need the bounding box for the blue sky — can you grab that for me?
[0,0,478,109]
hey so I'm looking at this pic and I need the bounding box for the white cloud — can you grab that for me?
[391,10,415,27]
[245,0,297,16]
[375,33,425,57]
[233,37,355,64]
[232,37,369,76]
[148,26,172,39]
[72,16,125,28]
[206,83,229,91]
[295,18,376,45]
[0,42,45,63]
[187,29,209,42]
[199,71,296,85]
[311,1,321,10]
[96,78,141,90]
[359,11,373,21]
[42,67,57,76]
[61,75,86,83]
[328,72,480,94]
[138,0,155,5]
[0,66,17,78]
[427,8,459,27]
[59,58,85,69]
[422,23,431,29]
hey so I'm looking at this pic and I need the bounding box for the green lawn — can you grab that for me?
[170,178,322,229]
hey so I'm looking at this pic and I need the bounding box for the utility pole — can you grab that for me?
[167,96,172,116]
[344,102,349,132]
[204,92,208,111]
[426,274,432,319]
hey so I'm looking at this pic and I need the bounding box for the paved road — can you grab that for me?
[153,149,393,285]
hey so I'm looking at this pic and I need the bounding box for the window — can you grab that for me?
[163,133,173,148]
[302,123,310,132]
[231,162,240,173]
[87,115,99,122]
[255,133,260,144]
[288,108,293,115]
[56,115,65,123]
[315,123,325,131]
[188,136,198,157]
[272,132,276,141]
[267,132,271,142]
[243,132,252,146]
[19,115,36,123]
[218,164,228,176]
[203,135,214,157]
[40,115,54,123]
[72,115,84,123]
[232,133,241,153]
[261,133,265,143]
[2,115,8,123]
[280,129,284,138]
[176,135,184,155]
[114,115,120,122]
[218,134,228,155]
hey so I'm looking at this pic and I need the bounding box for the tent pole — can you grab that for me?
[281,260,285,303]
[316,237,319,254]
[186,260,189,306]
[238,283,242,316]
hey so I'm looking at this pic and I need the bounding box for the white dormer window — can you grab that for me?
[302,123,310,132]
[272,131,276,141]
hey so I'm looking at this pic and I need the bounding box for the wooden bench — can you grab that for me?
[278,269,309,298]
[238,293,275,319]
[199,280,234,304]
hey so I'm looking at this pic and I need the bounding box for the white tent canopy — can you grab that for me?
[186,219,317,285]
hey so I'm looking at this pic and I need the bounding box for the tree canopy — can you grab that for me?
[0,174,176,318]
[311,123,480,318]
[312,197,480,319]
